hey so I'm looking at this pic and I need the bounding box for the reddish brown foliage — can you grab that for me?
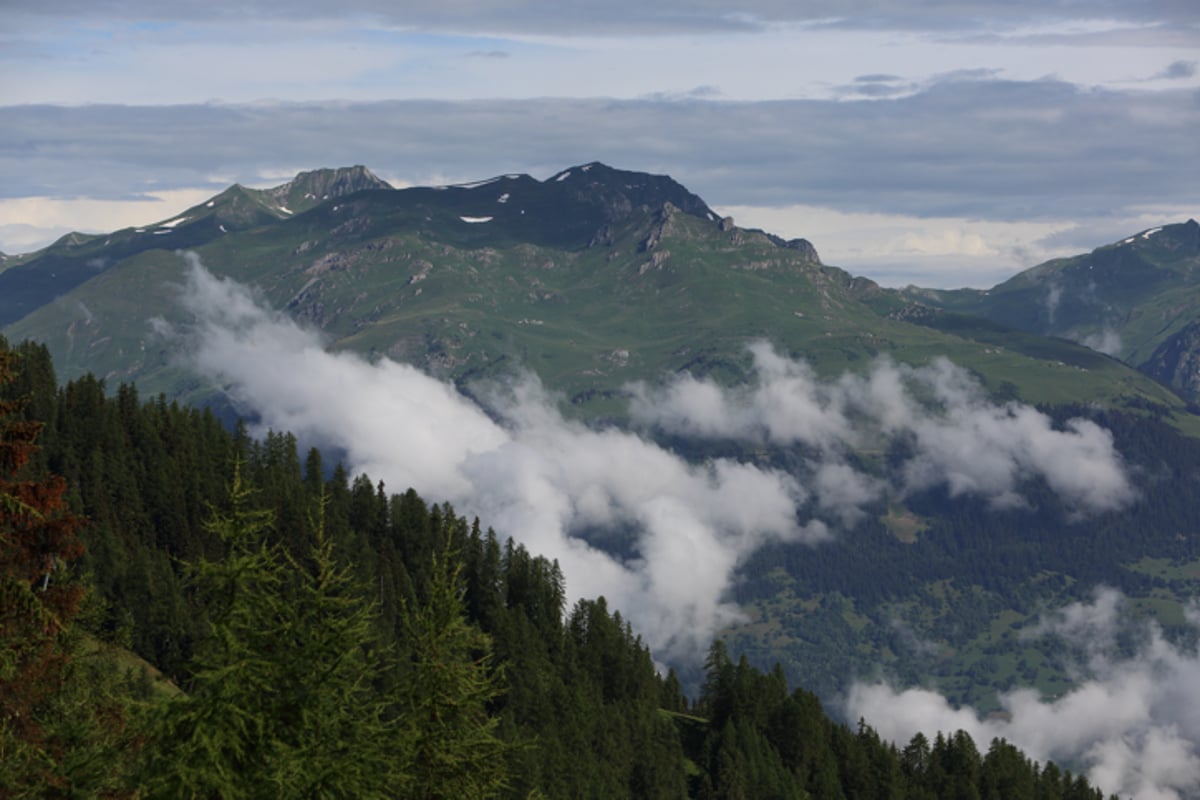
[0,348,86,751]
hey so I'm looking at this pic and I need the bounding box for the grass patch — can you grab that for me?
[882,506,928,544]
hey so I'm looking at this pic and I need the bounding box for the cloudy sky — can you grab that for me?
[2,1,1197,285]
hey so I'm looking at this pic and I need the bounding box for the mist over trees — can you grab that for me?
[0,337,1120,798]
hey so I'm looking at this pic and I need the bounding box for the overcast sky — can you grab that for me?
[2,1,1197,286]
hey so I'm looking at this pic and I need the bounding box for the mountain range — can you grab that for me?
[2,163,1193,422]
[4,162,1200,716]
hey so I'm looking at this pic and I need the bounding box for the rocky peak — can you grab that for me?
[268,166,392,212]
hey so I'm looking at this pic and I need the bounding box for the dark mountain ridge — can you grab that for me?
[903,219,1200,402]
[0,162,788,329]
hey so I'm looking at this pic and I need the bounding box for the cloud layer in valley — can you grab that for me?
[846,588,1200,800]
[629,341,1134,514]
[167,254,1135,663]
[170,255,818,661]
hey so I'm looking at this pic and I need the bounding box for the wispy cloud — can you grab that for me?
[630,341,1135,515]
[168,254,821,662]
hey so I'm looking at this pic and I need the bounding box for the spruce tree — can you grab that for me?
[396,534,510,800]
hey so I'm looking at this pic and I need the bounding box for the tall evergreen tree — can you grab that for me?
[140,470,406,799]
[396,534,510,800]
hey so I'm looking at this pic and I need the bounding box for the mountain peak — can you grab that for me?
[543,162,717,225]
[268,166,393,211]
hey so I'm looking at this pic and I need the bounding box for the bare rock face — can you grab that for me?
[758,232,821,264]
[782,237,821,264]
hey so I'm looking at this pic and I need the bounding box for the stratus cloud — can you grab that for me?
[630,342,1134,514]
[170,254,816,661]
[846,588,1200,800]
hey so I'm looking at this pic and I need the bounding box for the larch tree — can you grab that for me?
[141,471,407,799]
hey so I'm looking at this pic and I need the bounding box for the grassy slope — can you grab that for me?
[5,193,1187,422]
[906,220,1200,368]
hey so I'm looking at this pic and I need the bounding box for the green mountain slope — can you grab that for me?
[2,163,1186,419]
[0,166,391,328]
[901,219,1200,403]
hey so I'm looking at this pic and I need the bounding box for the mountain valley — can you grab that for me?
[5,162,1200,745]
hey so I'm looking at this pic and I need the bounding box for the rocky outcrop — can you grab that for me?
[763,232,821,264]
[269,166,393,213]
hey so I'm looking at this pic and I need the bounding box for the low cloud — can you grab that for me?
[1081,328,1122,357]
[167,254,1135,662]
[846,588,1200,800]
[835,78,918,99]
[1044,280,1063,324]
[169,254,818,662]
[630,341,1135,515]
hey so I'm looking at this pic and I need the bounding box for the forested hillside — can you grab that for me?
[1,337,1115,798]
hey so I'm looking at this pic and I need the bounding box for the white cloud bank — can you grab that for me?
[846,588,1200,800]
[629,341,1134,515]
[171,254,816,661]
[168,254,1135,661]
